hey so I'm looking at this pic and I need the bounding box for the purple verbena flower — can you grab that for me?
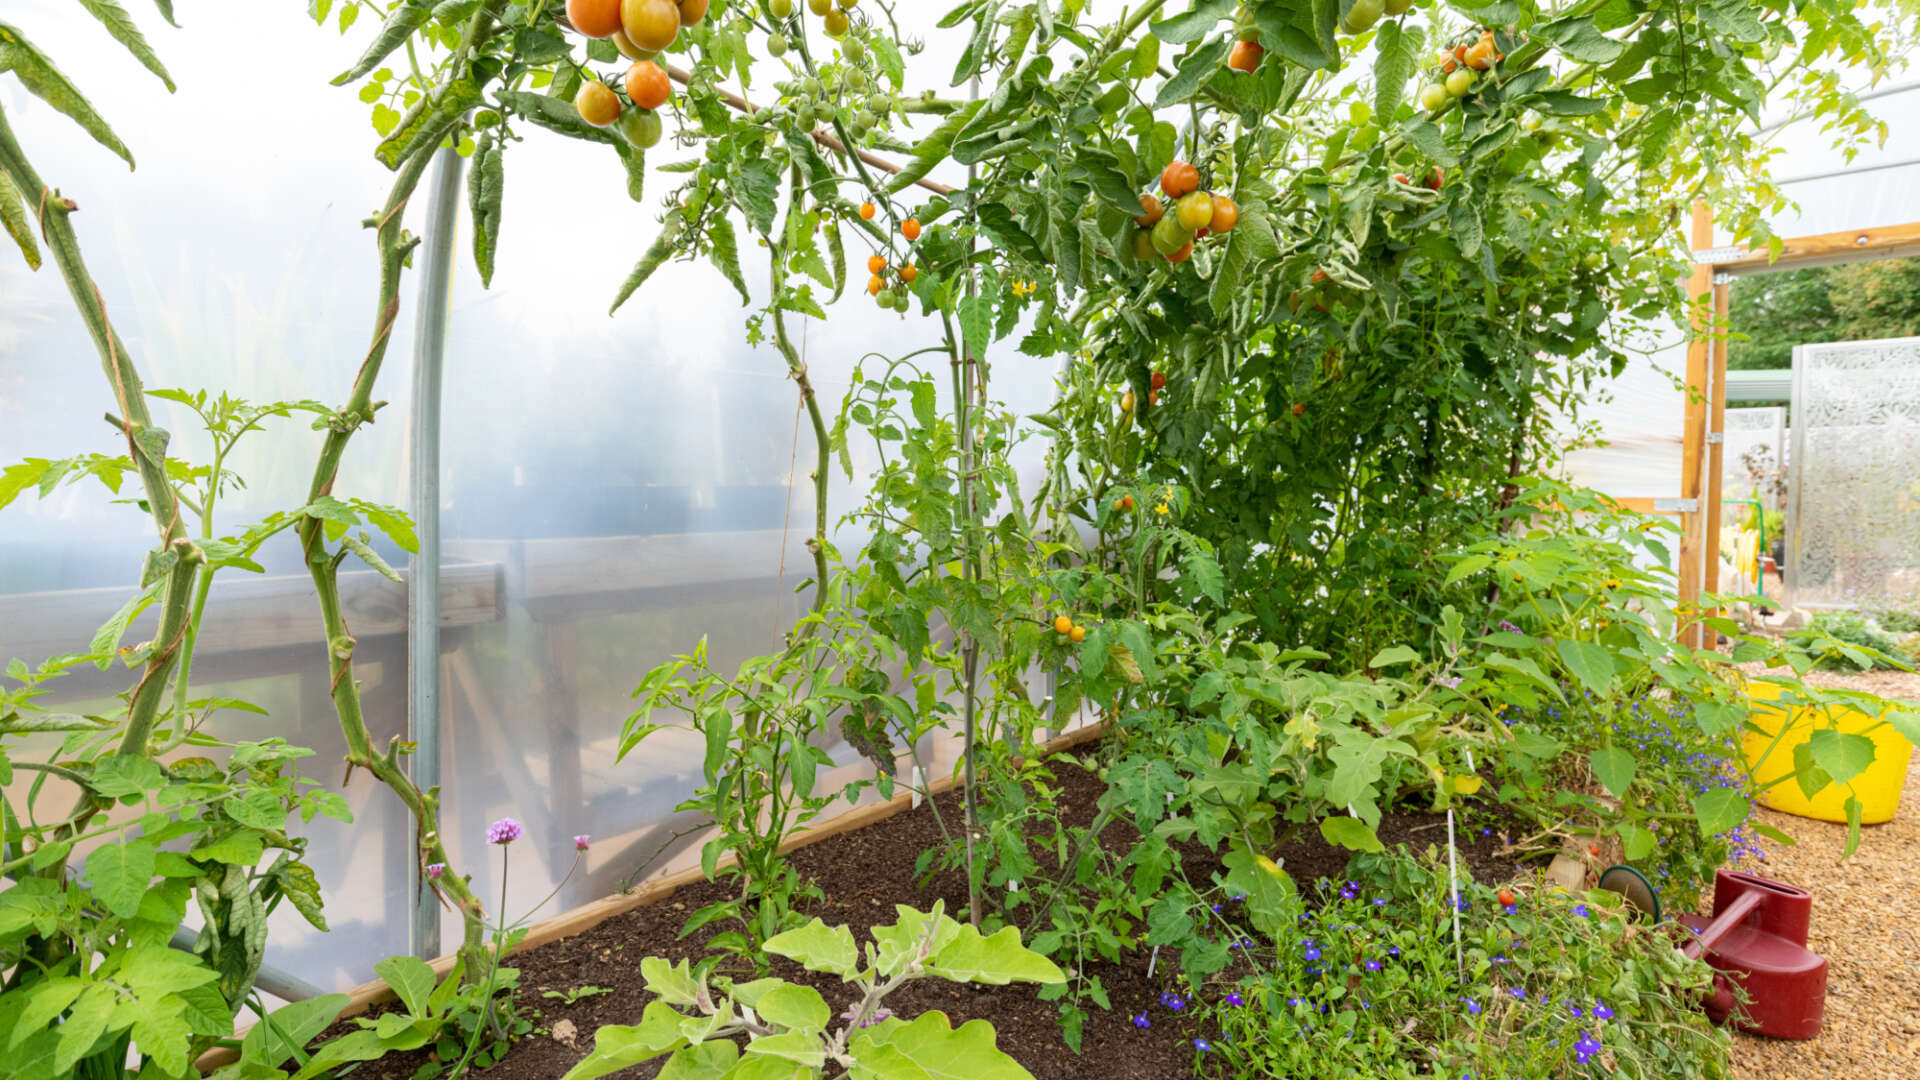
[1464,997,1481,1016]
[1193,1038,1211,1052]
[486,818,523,845]
[1508,986,1526,1000]
[574,834,592,851]
[1572,903,1589,918]
[1592,1000,1614,1021]
[1224,991,1245,1007]
[1131,1013,1151,1029]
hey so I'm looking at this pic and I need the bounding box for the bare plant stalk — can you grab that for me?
[0,104,203,831]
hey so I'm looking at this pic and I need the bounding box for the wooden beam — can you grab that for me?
[1703,279,1732,631]
[1711,220,1920,276]
[1678,201,1714,648]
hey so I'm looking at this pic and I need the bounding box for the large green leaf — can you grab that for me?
[848,1013,1038,1080]
[0,22,133,166]
[1554,639,1616,697]
[332,0,431,85]
[1691,786,1748,838]
[762,918,860,978]
[1372,20,1421,122]
[1150,0,1234,45]
[85,839,155,918]
[1805,728,1876,786]
[924,923,1066,986]
[557,1001,690,1080]
[1318,815,1385,853]
[1154,37,1231,107]
[374,954,437,1017]
[1588,745,1636,798]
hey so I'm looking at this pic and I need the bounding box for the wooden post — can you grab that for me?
[1678,201,1714,649]
[1702,278,1732,632]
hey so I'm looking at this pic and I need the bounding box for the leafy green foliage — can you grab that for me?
[1183,855,1736,1079]
[564,905,1060,1080]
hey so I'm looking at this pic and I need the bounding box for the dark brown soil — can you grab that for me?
[319,750,1531,1080]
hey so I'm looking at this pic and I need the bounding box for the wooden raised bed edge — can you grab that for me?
[195,722,1108,1073]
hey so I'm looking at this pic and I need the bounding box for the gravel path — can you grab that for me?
[1731,669,1920,1078]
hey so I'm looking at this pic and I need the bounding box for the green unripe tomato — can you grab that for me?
[843,37,865,63]
[770,0,794,16]
[1130,228,1156,261]
[1520,111,1542,132]
[802,76,821,96]
[846,68,869,92]
[1419,82,1447,111]
[1151,214,1192,257]
[1341,0,1385,34]
[875,288,894,307]
[767,32,789,56]
[619,108,664,148]
[1446,68,1474,97]
[1384,0,1412,13]
[893,290,910,312]
[869,94,890,116]
[796,102,817,127]
[1174,192,1213,231]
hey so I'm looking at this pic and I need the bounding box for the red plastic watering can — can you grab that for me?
[1675,870,1827,1040]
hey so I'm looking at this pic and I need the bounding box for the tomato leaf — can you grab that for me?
[707,215,752,307]
[0,169,40,270]
[76,0,175,91]
[1150,0,1234,46]
[0,22,134,167]
[332,0,432,86]
[1154,37,1231,108]
[1372,19,1421,123]
[468,131,504,287]
[610,208,684,315]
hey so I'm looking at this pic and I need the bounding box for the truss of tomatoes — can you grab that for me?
[1130,160,1240,266]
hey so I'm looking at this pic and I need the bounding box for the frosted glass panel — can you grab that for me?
[1786,338,1920,608]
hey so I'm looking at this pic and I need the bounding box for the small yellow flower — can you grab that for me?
[1155,503,1170,516]
[1603,578,1620,590]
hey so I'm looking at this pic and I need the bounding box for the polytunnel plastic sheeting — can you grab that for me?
[0,0,1069,991]
[424,126,1066,959]
[1556,325,1691,502]
[1756,83,1920,241]
[0,4,427,988]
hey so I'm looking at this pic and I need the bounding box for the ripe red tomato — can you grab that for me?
[1150,371,1167,390]
[1425,166,1446,191]
[1497,889,1517,907]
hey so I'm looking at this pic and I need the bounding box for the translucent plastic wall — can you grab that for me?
[0,2,1057,989]
[1786,337,1920,609]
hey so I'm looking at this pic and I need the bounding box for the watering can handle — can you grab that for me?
[1683,889,1764,960]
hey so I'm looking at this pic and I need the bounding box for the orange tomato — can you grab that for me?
[859,201,877,220]
[678,0,709,26]
[1166,242,1192,264]
[1160,160,1199,198]
[622,0,680,51]
[574,82,622,127]
[625,60,671,110]
[1069,625,1087,643]
[1465,39,1495,71]
[902,218,922,240]
[1053,615,1074,635]
[868,254,886,275]
[1228,40,1264,73]
[899,264,917,283]
[1135,192,1164,227]
[1291,402,1306,417]
[567,0,625,37]
[866,274,885,295]
[1209,194,1238,234]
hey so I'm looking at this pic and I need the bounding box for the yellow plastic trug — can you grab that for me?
[1742,679,1914,825]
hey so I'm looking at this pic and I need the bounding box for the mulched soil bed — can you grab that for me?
[324,751,1532,1080]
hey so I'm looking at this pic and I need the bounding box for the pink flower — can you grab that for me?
[486,818,523,845]
[574,835,592,852]
[426,863,446,880]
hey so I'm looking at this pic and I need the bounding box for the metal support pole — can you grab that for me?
[408,146,463,960]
